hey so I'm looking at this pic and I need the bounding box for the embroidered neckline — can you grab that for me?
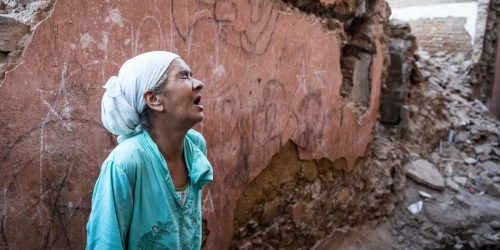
[175,180,190,192]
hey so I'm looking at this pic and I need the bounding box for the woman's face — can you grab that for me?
[157,58,205,126]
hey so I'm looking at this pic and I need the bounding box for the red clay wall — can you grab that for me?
[0,0,387,249]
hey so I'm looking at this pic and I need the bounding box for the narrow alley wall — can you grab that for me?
[0,0,390,249]
[471,0,500,105]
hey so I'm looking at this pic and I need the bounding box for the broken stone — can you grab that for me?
[492,176,500,183]
[446,179,460,192]
[486,183,500,198]
[418,191,433,199]
[482,144,492,155]
[261,197,280,225]
[464,157,477,165]
[490,220,500,230]
[300,162,318,182]
[310,179,321,199]
[407,200,423,215]
[477,154,491,163]
[474,145,485,154]
[239,241,253,250]
[454,132,469,143]
[405,159,445,190]
[291,202,307,227]
[430,152,440,163]
[481,161,500,176]
[472,99,489,113]
[398,236,405,243]
[454,195,471,208]
[453,176,467,186]
[0,15,30,52]
[492,147,500,156]
[444,163,454,177]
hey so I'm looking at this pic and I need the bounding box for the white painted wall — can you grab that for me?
[390,2,478,44]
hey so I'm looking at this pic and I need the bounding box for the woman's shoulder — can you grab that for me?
[105,134,150,169]
[186,129,207,155]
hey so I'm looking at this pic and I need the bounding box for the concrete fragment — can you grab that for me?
[486,183,500,198]
[464,157,477,165]
[492,147,500,156]
[490,220,500,230]
[474,145,484,154]
[492,176,500,183]
[444,163,454,177]
[446,179,460,192]
[0,15,30,52]
[405,159,445,190]
[481,161,500,176]
[453,176,468,186]
[418,191,433,199]
[407,201,423,215]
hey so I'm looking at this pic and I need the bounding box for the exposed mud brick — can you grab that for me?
[0,0,388,249]
[380,20,417,124]
[352,53,372,104]
[231,141,403,249]
[0,15,29,52]
[408,17,473,57]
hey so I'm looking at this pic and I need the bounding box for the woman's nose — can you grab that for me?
[192,78,204,91]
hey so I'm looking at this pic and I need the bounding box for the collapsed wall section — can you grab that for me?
[0,0,388,249]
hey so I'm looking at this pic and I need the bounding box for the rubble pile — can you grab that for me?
[389,52,500,249]
[315,36,500,249]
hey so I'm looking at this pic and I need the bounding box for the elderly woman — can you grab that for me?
[86,51,213,250]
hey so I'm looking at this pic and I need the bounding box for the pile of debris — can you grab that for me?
[392,51,500,249]
[314,49,500,249]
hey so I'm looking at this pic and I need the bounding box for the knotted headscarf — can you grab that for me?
[101,51,180,142]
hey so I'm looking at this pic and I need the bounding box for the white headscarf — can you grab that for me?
[101,51,180,142]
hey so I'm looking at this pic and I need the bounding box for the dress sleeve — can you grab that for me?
[188,129,207,156]
[86,161,133,250]
[196,134,207,157]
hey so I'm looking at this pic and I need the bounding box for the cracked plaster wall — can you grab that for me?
[0,0,389,249]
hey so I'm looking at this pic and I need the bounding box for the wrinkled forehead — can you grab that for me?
[168,57,191,74]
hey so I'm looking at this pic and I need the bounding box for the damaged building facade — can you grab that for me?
[0,0,499,249]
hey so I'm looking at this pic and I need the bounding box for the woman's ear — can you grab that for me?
[144,91,164,112]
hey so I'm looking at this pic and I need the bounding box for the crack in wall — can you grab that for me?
[272,0,384,121]
[230,1,391,248]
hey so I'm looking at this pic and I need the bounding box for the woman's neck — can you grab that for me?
[149,121,188,162]
[149,118,192,188]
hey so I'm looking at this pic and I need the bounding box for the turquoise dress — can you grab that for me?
[86,129,213,250]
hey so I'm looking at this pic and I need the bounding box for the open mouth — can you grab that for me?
[194,95,201,105]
